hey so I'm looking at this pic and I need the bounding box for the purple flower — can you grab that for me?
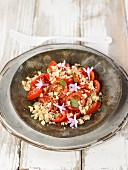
[83,67,93,80]
[58,60,67,69]
[35,78,49,89]
[53,103,66,113]
[68,114,78,128]
[69,83,80,92]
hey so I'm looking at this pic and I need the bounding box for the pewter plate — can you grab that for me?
[0,44,128,150]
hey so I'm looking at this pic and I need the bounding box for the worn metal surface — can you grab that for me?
[0,44,127,150]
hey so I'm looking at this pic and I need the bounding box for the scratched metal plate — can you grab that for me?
[0,44,127,150]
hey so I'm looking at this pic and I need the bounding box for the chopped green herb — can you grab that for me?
[59,80,67,86]
[71,98,79,108]
[47,68,51,73]
[54,113,59,118]
[73,75,78,83]
[75,69,80,75]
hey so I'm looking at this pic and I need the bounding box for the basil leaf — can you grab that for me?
[71,99,79,108]
[59,80,67,86]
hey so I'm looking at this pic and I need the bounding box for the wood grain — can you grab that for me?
[0,0,36,170]
[80,0,128,169]
[0,123,20,170]
[0,0,36,71]
[84,135,128,170]
[20,142,81,170]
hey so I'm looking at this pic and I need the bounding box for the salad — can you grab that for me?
[22,60,102,128]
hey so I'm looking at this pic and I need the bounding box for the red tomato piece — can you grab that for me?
[48,80,68,98]
[38,95,51,104]
[66,92,82,111]
[85,90,93,97]
[53,110,68,123]
[90,71,95,81]
[27,87,42,100]
[80,84,90,90]
[94,70,99,80]
[86,101,101,115]
[48,61,57,69]
[64,78,74,84]
[31,73,50,86]
[94,80,101,94]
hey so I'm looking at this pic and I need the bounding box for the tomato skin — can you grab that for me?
[48,79,68,98]
[86,101,101,115]
[27,87,42,100]
[64,78,74,84]
[75,112,81,119]
[94,71,99,80]
[48,61,57,69]
[31,73,50,86]
[80,84,90,90]
[90,71,95,81]
[53,110,68,123]
[66,92,82,111]
[38,95,51,104]
[94,80,101,94]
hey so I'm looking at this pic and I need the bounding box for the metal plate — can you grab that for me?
[0,44,127,150]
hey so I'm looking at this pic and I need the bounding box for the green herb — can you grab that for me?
[47,68,51,73]
[59,80,67,86]
[54,113,59,118]
[71,99,79,108]
[74,69,80,75]
[73,75,78,83]
[80,63,87,67]
[33,102,40,106]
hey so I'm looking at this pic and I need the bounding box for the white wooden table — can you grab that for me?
[0,0,128,170]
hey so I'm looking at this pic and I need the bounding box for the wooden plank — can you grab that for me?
[32,0,81,43]
[84,134,128,170]
[0,0,36,170]
[0,0,36,71]
[19,0,82,170]
[0,123,20,170]
[80,0,128,169]
[20,142,81,170]
[80,0,110,55]
[124,0,128,26]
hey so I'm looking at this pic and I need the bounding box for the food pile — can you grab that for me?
[22,60,102,128]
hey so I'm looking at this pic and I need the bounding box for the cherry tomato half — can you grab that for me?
[66,92,86,111]
[90,71,95,81]
[94,80,101,94]
[53,110,68,123]
[31,73,50,86]
[86,101,101,115]
[48,61,57,69]
[27,87,42,100]
[48,80,68,98]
